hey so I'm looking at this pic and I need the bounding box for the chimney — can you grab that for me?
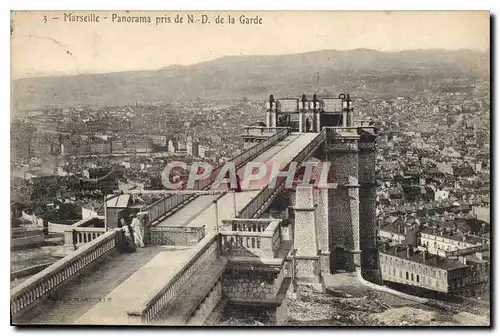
[422,249,427,262]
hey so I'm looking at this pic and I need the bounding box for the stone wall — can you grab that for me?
[222,267,284,301]
[295,257,319,279]
[273,295,288,325]
[188,280,222,325]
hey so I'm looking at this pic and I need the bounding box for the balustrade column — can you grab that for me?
[63,229,76,254]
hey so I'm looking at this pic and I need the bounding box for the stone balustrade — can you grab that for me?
[148,225,205,246]
[74,227,106,247]
[142,193,192,225]
[127,233,219,324]
[221,218,274,232]
[230,127,289,171]
[11,229,122,319]
[219,220,282,259]
[242,126,288,136]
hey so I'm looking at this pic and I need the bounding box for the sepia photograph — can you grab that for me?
[9,10,491,327]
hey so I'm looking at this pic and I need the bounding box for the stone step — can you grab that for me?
[151,258,226,325]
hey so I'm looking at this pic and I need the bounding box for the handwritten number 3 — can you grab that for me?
[43,16,47,23]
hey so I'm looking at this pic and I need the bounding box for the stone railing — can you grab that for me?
[142,194,192,225]
[238,129,326,219]
[11,229,122,319]
[325,125,377,135]
[242,126,289,136]
[127,233,219,324]
[325,126,359,137]
[219,220,282,259]
[220,218,274,232]
[74,227,106,247]
[147,225,205,246]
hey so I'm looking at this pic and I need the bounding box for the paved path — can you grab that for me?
[75,247,194,325]
[156,133,318,233]
[156,134,301,229]
[188,133,319,233]
[16,247,165,325]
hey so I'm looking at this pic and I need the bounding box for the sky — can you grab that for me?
[11,10,490,79]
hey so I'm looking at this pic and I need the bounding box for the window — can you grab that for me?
[416,275,420,283]
[406,272,409,280]
[393,267,396,276]
[411,273,414,281]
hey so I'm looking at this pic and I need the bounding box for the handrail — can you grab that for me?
[11,229,121,318]
[127,233,219,323]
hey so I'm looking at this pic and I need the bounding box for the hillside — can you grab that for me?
[12,49,489,110]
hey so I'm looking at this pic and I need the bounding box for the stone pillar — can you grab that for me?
[293,186,322,289]
[63,229,76,254]
[326,134,360,272]
[316,112,321,132]
[298,111,304,133]
[271,111,277,128]
[358,131,378,274]
[314,188,330,275]
[266,111,272,127]
[342,110,348,127]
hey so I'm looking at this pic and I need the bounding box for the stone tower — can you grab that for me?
[260,94,377,283]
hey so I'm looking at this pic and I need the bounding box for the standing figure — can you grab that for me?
[131,215,145,248]
[124,221,137,252]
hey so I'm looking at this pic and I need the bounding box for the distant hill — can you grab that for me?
[12,49,489,110]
